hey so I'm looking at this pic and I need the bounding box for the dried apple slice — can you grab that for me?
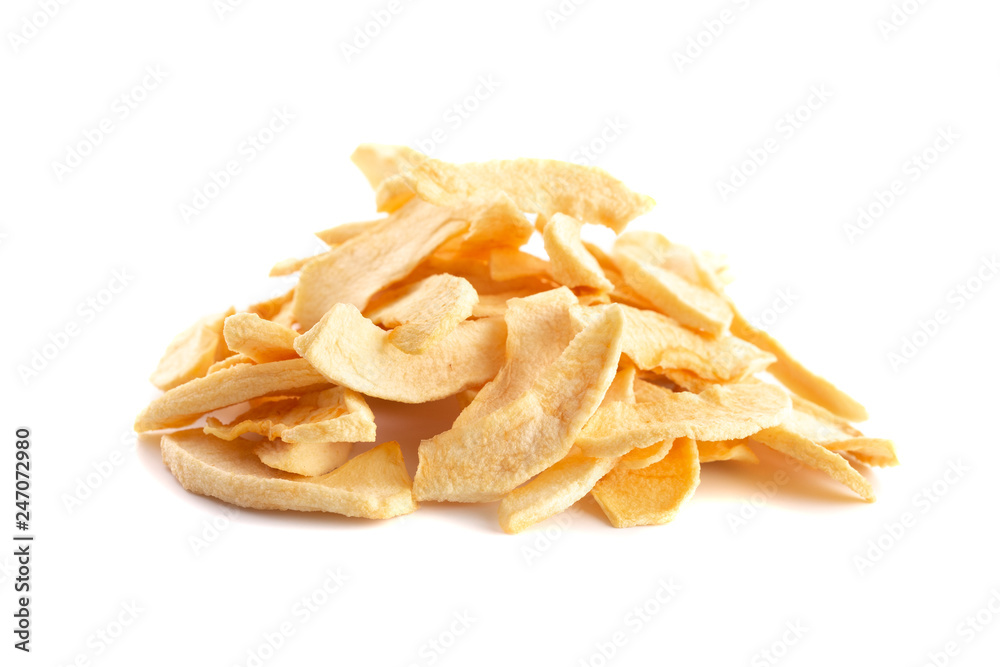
[149,308,234,390]
[378,152,654,232]
[543,213,614,291]
[367,274,479,354]
[135,358,329,432]
[413,305,625,502]
[203,387,375,445]
[161,431,416,518]
[294,303,506,403]
[575,382,791,457]
[223,312,299,363]
[613,232,733,336]
[591,437,701,528]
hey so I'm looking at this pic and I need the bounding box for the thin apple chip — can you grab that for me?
[383,153,654,233]
[455,288,579,428]
[611,377,676,470]
[562,360,638,458]
[457,192,534,252]
[315,219,383,246]
[824,438,899,468]
[255,441,353,477]
[600,271,659,310]
[730,309,869,422]
[135,358,330,432]
[207,353,253,374]
[490,248,551,282]
[403,247,489,293]
[470,291,533,318]
[273,302,296,329]
[632,377,675,403]
[752,421,876,501]
[247,290,293,321]
[456,389,479,410]
[149,308,234,391]
[575,382,791,457]
[603,361,637,404]
[294,303,506,403]
[223,312,299,363]
[591,437,700,528]
[618,439,675,470]
[416,247,552,297]
[203,387,376,445]
[582,241,659,310]
[496,364,638,533]
[740,389,896,467]
[350,143,426,191]
[294,198,469,329]
[622,232,725,293]
[613,233,733,336]
[573,304,774,383]
[413,305,625,502]
[697,439,759,463]
[372,174,415,213]
[498,455,618,534]
[657,368,712,393]
[161,431,417,518]
[572,360,637,443]
[580,239,615,269]
[270,256,318,277]
[577,292,611,307]
[350,142,431,214]
[777,398,897,468]
[543,213,614,291]
[826,439,898,468]
[367,274,479,354]
[465,269,553,297]
[363,193,531,258]
[790,393,862,436]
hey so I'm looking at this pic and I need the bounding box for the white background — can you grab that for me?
[2,1,999,666]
